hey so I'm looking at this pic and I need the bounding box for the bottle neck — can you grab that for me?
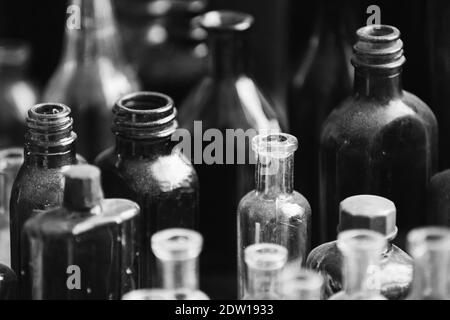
[158,257,199,291]
[354,68,403,100]
[342,249,381,296]
[256,153,294,196]
[115,136,173,158]
[246,267,282,299]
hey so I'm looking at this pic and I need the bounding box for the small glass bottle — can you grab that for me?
[24,165,139,300]
[319,25,438,246]
[282,269,323,300]
[238,133,311,299]
[0,40,39,149]
[151,228,209,300]
[43,0,140,161]
[95,92,199,288]
[10,103,79,299]
[407,227,450,300]
[329,230,387,300]
[243,243,287,300]
[307,195,413,300]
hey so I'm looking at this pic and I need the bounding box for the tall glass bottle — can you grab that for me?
[307,195,413,300]
[43,0,140,161]
[95,92,199,288]
[10,103,79,299]
[288,1,354,247]
[24,165,139,300]
[0,41,39,149]
[407,227,450,300]
[237,133,311,300]
[319,25,438,245]
[151,228,209,300]
[179,11,282,298]
[329,230,387,300]
[282,269,323,300]
[114,0,207,103]
[243,243,287,300]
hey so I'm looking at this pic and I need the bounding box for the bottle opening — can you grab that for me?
[245,243,288,271]
[151,228,203,261]
[122,289,170,300]
[357,25,400,41]
[120,92,173,113]
[252,133,298,157]
[0,39,31,66]
[196,10,254,32]
[408,227,450,254]
[29,103,71,120]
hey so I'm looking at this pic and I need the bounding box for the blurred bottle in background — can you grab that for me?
[43,0,140,161]
[114,0,208,105]
[0,41,39,149]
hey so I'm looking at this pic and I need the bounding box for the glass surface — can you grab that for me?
[427,170,450,226]
[281,269,323,300]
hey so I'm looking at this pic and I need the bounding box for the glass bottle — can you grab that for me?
[0,40,39,149]
[288,1,354,246]
[427,170,450,226]
[10,103,79,299]
[243,243,287,300]
[307,195,413,300]
[43,0,140,161]
[179,11,282,298]
[151,228,209,300]
[282,269,323,300]
[319,25,438,246]
[95,92,199,288]
[24,165,139,300]
[238,133,311,300]
[407,227,450,300]
[329,229,387,300]
[114,0,207,103]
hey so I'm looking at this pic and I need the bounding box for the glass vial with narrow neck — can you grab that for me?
[319,25,438,246]
[407,227,450,300]
[95,92,199,288]
[10,103,79,299]
[24,165,139,300]
[43,0,140,161]
[151,228,209,300]
[329,230,387,300]
[238,133,311,300]
[282,269,323,300]
[243,243,287,300]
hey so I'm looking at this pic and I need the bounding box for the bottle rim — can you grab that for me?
[244,243,288,271]
[407,227,450,255]
[252,133,298,157]
[151,228,203,261]
[194,10,254,33]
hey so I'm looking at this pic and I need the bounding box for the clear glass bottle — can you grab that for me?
[319,25,438,246]
[329,229,387,300]
[24,165,139,300]
[307,195,413,300]
[407,227,450,300]
[95,92,199,288]
[151,228,209,300]
[10,103,79,299]
[114,0,207,103]
[238,133,311,300]
[288,0,354,246]
[43,0,140,161]
[179,10,282,299]
[282,269,323,300]
[0,40,39,149]
[243,243,287,300]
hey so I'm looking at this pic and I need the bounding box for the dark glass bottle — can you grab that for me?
[319,25,438,245]
[0,40,39,149]
[307,195,413,300]
[288,1,354,246]
[114,0,207,103]
[10,103,79,299]
[178,10,281,299]
[24,165,139,300]
[427,170,450,226]
[95,92,199,288]
[43,0,140,161]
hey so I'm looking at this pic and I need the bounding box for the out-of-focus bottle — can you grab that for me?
[0,40,39,148]
[242,243,287,300]
[288,1,354,247]
[319,25,438,246]
[282,269,323,300]
[151,228,209,300]
[237,133,311,299]
[427,170,450,226]
[114,0,207,104]
[329,229,387,300]
[10,103,79,299]
[95,92,199,288]
[407,227,450,300]
[24,165,140,300]
[43,0,140,161]
[178,10,282,299]
[0,148,23,267]
[307,195,413,300]
[0,263,17,300]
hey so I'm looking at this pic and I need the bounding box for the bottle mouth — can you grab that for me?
[122,289,171,300]
[245,243,288,271]
[113,92,178,139]
[0,148,24,171]
[194,10,254,32]
[407,227,450,256]
[151,228,203,261]
[337,229,386,254]
[0,39,31,67]
[252,133,298,158]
